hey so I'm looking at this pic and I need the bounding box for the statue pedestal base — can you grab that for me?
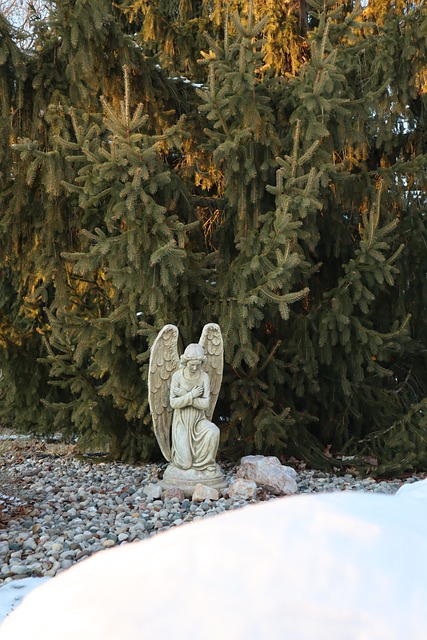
[161,464,228,497]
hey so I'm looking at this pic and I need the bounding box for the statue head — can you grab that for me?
[180,343,206,367]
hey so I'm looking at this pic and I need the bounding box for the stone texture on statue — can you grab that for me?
[192,483,220,502]
[148,324,227,495]
[237,455,298,495]
[162,463,226,497]
[228,478,257,500]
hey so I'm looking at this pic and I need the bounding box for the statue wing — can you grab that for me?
[199,323,223,421]
[148,324,180,462]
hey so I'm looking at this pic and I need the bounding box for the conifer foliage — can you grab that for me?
[0,0,426,473]
[43,68,198,457]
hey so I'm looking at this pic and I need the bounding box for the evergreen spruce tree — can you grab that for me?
[0,1,191,439]
[279,0,427,470]
[193,0,427,470]
[345,0,427,472]
[42,68,199,459]
[194,7,318,454]
[0,13,56,431]
[0,0,426,474]
[122,0,307,80]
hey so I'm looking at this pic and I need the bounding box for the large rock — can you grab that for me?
[3,491,427,639]
[237,455,298,495]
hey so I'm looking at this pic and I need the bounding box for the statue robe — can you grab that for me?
[169,368,219,471]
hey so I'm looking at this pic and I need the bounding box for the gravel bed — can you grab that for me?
[0,455,406,584]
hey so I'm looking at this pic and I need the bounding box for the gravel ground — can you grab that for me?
[0,434,408,585]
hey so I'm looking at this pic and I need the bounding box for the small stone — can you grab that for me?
[0,541,9,555]
[9,565,30,576]
[228,478,257,500]
[72,534,86,543]
[45,561,61,577]
[192,484,219,502]
[143,483,162,501]
[163,488,185,502]
[16,534,30,544]
[23,538,38,551]
[107,534,118,543]
[118,533,129,542]
[102,539,115,548]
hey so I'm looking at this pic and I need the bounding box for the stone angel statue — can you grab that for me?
[148,324,226,493]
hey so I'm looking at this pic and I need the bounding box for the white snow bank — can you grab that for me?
[395,476,427,500]
[2,485,427,639]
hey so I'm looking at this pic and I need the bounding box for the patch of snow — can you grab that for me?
[0,578,51,625]
[395,476,427,500]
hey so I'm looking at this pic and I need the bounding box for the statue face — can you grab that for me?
[186,359,203,373]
